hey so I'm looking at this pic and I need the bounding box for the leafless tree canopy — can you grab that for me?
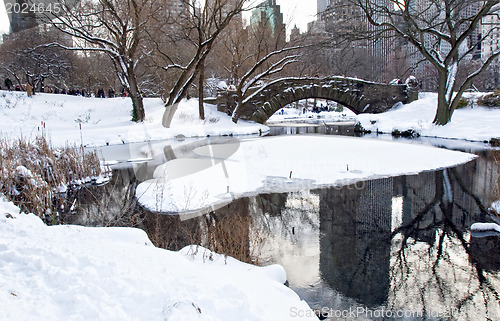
[349,0,500,125]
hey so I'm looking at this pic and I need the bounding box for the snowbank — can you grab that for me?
[357,93,500,142]
[267,106,356,124]
[0,91,268,147]
[0,196,317,321]
[136,135,476,215]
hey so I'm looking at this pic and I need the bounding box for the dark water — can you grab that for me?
[80,126,500,320]
[253,163,500,320]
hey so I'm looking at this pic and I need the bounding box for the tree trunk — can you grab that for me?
[433,70,453,126]
[433,94,452,126]
[199,60,205,120]
[130,92,145,122]
[128,71,145,122]
[232,90,244,123]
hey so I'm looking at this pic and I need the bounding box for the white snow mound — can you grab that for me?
[0,197,317,321]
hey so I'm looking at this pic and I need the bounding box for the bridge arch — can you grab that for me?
[218,77,418,124]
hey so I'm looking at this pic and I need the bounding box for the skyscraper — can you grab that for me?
[317,0,330,15]
[317,0,394,81]
[6,0,37,33]
[250,0,285,42]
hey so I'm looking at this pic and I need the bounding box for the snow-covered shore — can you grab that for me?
[3,90,500,146]
[357,92,500,142]
[0,196,318,321]
[0,91,268,147]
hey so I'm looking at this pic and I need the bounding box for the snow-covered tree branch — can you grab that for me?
[151,0,248,127]
[231,46,306,123]
[44,0,158,122]
[350,0,500,125]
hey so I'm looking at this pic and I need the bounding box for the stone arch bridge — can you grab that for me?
[217,77,418,124]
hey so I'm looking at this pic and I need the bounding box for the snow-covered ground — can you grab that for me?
[267,106,356,125]
[136,135,476,215]
[357,92,500,142]
[0,196,317,321]
[3,90,500,146]
[0,91,268,147]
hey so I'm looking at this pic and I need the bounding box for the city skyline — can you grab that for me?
[0,0,317,35]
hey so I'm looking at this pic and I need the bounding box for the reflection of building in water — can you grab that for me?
[470,152,500,203]
[450,165,478,228]
[397,163,495,244]
[400,171,438,244]
[319,178,393,307]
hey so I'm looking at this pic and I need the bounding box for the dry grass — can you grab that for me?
[143,198,264,265]
[477,90,500,108]
[202,212,264,265]
[0,135,102,223]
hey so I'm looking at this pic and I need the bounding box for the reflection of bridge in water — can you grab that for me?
[217,77,419,123]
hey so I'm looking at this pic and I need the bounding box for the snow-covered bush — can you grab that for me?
[456,97,470,109]
[477,90,500,108]
[0,135,103,223]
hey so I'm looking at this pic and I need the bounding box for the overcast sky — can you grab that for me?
[275,0,317,32]
[0,0,8,35]
[0,0,317,35]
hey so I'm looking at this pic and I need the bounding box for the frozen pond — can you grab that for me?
[80,130,500,320]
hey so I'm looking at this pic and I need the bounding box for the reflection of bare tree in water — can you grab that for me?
[254,191,320,242]
[202,198,263,264]
[68,168,142,227]
[317,157,500,318]
[388,167,500,319]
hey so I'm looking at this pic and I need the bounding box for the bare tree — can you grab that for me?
[45,0,158,122]
[350,0,500,125]
[209,10,307,123]
[0,26,73,92]
[151,0,247,127]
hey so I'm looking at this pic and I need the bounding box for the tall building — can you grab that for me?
[402,0,496,90]
[6,0,38,33]
[206,0,243,25]
[480,12,500,89]
[317,0,394,81]
[159,0,188,17]
[317,0,330,15]
[482,12,500,59]
[250,0,286,42]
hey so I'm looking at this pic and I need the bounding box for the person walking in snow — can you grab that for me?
[26,83,33,97]
[4,78,13,91]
